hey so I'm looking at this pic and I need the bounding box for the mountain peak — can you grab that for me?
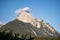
[16,7,36,26]
[16,7,44,29]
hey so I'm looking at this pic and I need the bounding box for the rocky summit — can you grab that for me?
[0,7,60,37]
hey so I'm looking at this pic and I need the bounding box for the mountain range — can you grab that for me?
[0,7,60,37]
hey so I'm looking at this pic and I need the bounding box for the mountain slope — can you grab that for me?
[0,19,59,37]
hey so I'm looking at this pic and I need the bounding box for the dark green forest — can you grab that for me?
[0,30,60,40]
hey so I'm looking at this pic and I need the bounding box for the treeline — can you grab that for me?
[34,37,60,40]
[0,30,60,40]
[0,30,34,40]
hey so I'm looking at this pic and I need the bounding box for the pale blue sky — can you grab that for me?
[0,0,60,33]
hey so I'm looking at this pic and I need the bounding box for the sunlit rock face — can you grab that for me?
[43,22,55,33]
[16,7,36,26]
[35,18,43,28]
[42,22,56,36]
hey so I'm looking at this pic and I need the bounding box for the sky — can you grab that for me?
[0,0,60,33]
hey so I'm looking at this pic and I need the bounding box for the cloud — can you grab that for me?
[0,21,3,27]
[16,9,21,14]
[16,7,30,14]
[22,7,30,12]
[0,21,3,24]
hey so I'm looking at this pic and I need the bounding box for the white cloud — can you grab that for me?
[22,7,30,12]
[16,9,22,14]
[16,7,30,14]
[0,21,3,27]
[0,21,3,24]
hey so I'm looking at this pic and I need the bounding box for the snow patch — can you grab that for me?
[32,29,37,36]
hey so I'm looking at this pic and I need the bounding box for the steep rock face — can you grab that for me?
[0,7,60,37]
[16,12,36,26]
